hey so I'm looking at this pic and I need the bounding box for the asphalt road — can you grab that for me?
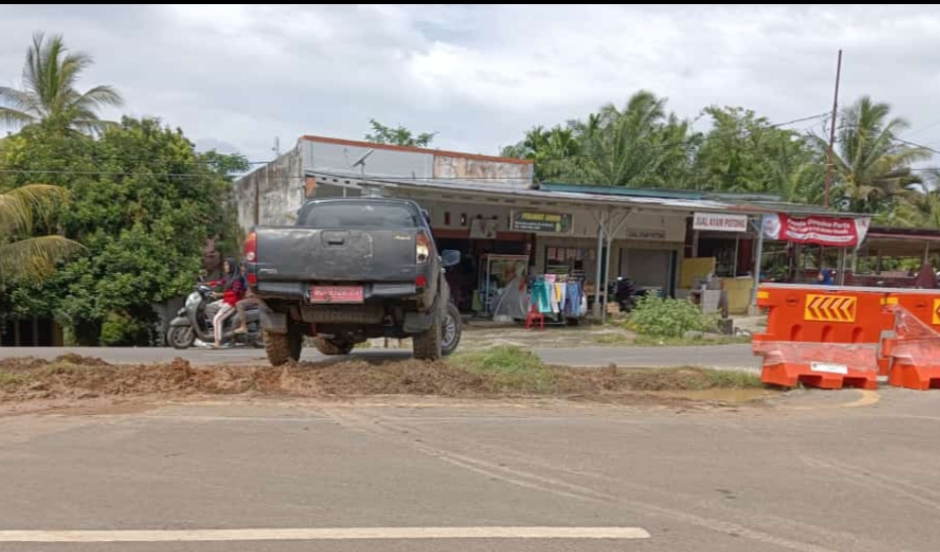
[0,389,937,551]
[0,344,761,370]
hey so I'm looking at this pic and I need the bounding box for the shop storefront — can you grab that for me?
[304,169,789,322]
[425,203,593,320]
[679,212,756,313]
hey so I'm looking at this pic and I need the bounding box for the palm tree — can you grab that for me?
[0,32,123,134]
[0,184,83,283]
[573,91,692,187]
[821,96,930,213]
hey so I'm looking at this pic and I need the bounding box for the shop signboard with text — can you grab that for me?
[510,211,573,234]
[761,213,871,247]
[693,212,749,232]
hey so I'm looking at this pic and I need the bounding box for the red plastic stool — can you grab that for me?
[525,304,545,330]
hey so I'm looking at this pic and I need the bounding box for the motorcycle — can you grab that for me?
[607,275,639,313]
[166,281,263,349]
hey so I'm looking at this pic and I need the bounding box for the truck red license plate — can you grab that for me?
[310,286,364,304]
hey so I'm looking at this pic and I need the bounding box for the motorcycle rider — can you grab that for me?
[211,258,246,349]
[233,260,262,334]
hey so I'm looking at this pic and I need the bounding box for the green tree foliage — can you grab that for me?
[200,150,250,177]
[365,119,436,147]
[500,91,935,227]
[0,32,123,134]
[500,125,582,182]
[0,184,84,284]
[501,91,698,187]
[818,96,930,214]
[0,118,241,345]
[574,92,697,188]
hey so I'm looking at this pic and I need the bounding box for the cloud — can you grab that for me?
[2,5,940,162]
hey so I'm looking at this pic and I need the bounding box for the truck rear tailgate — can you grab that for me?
[255,227,418,282]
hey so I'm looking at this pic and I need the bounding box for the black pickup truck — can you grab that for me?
[244,198,462,366]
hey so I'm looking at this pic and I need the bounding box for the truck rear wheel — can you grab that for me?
[413,305,442,361]
[312,337,354,356]
[441,303,462,357]
[264,326,302,366]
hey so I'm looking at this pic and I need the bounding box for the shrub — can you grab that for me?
[100,311,148,346]
[450,346,555,393]
[627,295,716,338]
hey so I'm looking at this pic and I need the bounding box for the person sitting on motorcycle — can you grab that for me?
[233,260,262,334]
[211,258,246,349]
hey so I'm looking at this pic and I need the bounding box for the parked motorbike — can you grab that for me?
[607,275,639,312]
[166,282,263,349]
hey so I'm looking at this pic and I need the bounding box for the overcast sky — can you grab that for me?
[3,5,940,164]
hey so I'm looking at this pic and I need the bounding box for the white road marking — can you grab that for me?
[0,527,651,542]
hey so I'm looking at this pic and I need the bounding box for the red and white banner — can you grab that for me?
[761,213,871,247]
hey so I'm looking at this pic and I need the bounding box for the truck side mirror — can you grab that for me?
[441,250,461,268]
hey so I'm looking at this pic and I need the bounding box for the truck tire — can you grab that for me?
[264,327,302,366]
[413,305,443,361]
[441,303,462,357]
[312,337,354,356]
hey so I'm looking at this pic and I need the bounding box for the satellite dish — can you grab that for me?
[352,149,374,168]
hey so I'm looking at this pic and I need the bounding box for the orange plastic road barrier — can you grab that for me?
[754,284,892,345]
[881,305,940,390]
[883,290,940,330]
[753,340,879,390]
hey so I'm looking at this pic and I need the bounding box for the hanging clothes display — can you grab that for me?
[565,281,581,317]
[530,278,553,314]
[528,274,585,320]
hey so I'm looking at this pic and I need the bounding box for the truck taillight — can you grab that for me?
[244,231,257,262]
[416,232,430,264]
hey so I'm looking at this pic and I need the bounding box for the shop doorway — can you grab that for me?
[619,249,675,298]
[435,236,530,313]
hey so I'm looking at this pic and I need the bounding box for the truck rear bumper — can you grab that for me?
[257,281,418,301]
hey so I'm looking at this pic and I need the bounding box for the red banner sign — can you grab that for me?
[761,213,870,247]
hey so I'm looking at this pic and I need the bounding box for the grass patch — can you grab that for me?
[623,367,763,391]
[0,371,28,388]
[41,361,85,376]
[593,333,633,345]
[632,334,751,347]
[450,345,555,393]
[702,369,764,389]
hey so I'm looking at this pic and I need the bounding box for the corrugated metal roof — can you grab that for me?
[540,183,865,217]
[308,170,745,214]
[541,183,782,203]
[307,169,870,218]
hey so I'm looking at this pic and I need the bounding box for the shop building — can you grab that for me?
[232,135,883,323]
[296,169,744,321]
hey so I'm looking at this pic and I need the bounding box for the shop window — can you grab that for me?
[544,246,587,279]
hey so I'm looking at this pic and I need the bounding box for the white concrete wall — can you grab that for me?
[232,144,304,230]
[303,140,435,178]
[432,154,532,188]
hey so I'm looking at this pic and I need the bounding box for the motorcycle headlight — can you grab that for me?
[185,292,201,308]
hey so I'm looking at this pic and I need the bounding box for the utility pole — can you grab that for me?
[823,49,843,209]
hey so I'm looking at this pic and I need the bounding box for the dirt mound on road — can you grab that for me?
[0,357,495,400]
[0,354,771,406]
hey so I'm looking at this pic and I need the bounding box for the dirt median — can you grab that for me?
[0,352,775,410]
